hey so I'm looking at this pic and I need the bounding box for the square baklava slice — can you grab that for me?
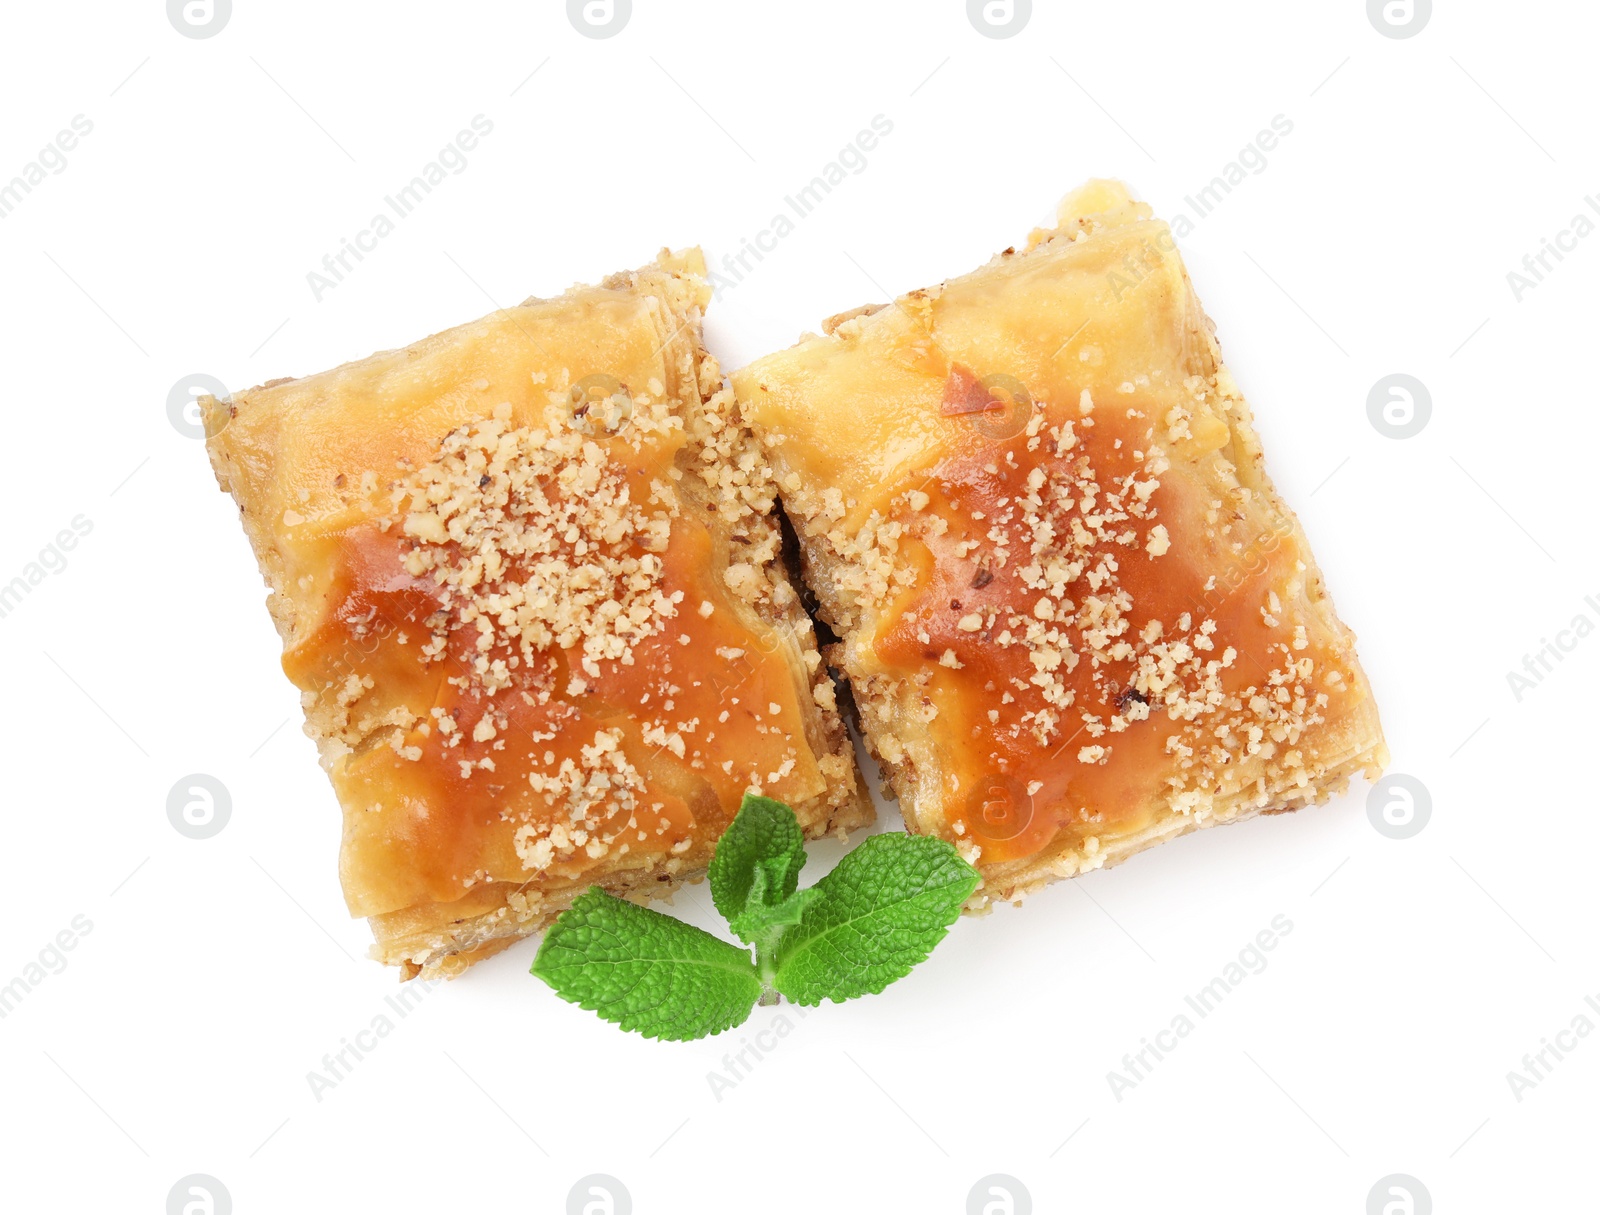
[733,182,1386,904]
[205,250,870,977]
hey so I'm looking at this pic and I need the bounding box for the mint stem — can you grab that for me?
[755,928,784,1005]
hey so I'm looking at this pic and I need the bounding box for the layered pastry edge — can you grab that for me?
[734,181,1388,909]
[204,249,872,978]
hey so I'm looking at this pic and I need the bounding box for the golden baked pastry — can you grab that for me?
[732,181,1387,904]
[204,250,870,977]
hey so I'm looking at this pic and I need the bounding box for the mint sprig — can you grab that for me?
[531,794,980,1040]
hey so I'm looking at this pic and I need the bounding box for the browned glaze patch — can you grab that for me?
[872,389,1360,865]
[286,490,819,918]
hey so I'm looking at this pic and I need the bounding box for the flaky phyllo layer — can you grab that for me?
[734,181,1386,904]
[205,250,869,977]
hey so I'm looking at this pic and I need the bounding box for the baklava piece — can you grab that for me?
[733,181,1386,905]
[205,250,871,977]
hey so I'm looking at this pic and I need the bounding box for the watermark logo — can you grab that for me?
[966,1173,1031,1215]
[569,374,634,433]
[168,774,231,840]
[941,367,1033,442]
[1506,593,1600,701]
[168,374,231,439]
[1366,374,1430,439]
[1366,1174,1430,1214]
[0,514,94,623]
[709,115,894,299]
[972,374,1032,441]
[1107,914,1294,1101]
[1367,0,1429,39]
[706,1009,808,1101]
[0,114,95,223]
[167,0,231,39]
[967,0,1031,39]
[307,116,495,302]
[1189,518,1292,619]
[1505,992,1600,1102]
[962,773,1033,843]
[1167,115,1295,236]
[567,0,630,39]
[1106,227,1179,300]
[1367,773,1429,840]
[0,913,94,1020]
[167,1174,231,1215]
[1506,198,1600,302]
[306,978,442,1102]
[566,1174,631,1215]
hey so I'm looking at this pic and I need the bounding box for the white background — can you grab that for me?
[2,1,1594,1211]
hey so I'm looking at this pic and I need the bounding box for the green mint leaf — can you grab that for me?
[728,883,824,946]
[707,793,807,933]
[532,888,762,1041]
[772,833,980,1006]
